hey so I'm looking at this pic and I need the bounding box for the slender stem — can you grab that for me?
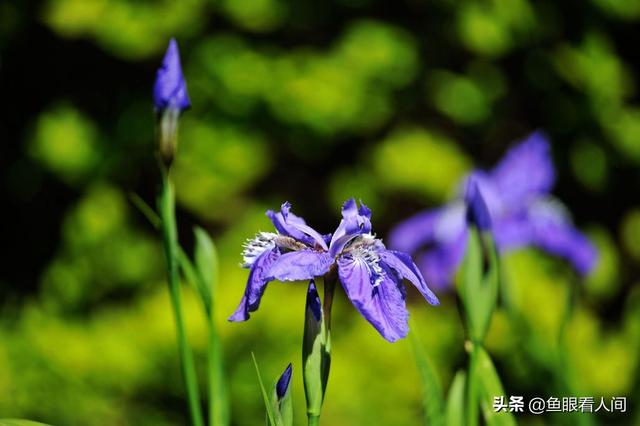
[466,342,480,426]
[159,170,204,426]
[308,415,320,426]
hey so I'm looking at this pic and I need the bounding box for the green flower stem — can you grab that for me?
[208,319,228,426]
[465,342,480,426]
[159,170,204,426]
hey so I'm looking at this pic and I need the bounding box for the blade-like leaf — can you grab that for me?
[459,227,500,344]
[474,347,516,426]
[409,323,445,426]
[252,353,278,426]
[445,371,466,426]
[194,226,217,315]
[0,421,51,426]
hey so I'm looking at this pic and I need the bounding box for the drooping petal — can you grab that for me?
[337,251,377,308]
[489,131,555,206]
[229,247,280,322]
[329,199,372,257]
[464,178,492,230]
[339,259,409,342]
[267,250,334,282]
[379,250,440,305]
[416,230,468,290]
[153,38,191,111]
[495,199,598,275]
[266,202,328,249]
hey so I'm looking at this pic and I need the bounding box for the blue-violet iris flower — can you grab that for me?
[389,131,598,290]
[153,38,191,112]
[229,200,440,342]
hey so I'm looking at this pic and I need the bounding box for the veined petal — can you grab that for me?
[267,250,333,282]
[490,131,555,205]
[337,251,379,308]
[329,199,372,257]
[341,262,409,342]
[229,247,280,322]
[379,250,440,305]
[266,202,328,249]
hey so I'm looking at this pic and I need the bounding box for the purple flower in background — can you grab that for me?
[153,38,191,112]
[230,199,439,342]
[389,131,598,290]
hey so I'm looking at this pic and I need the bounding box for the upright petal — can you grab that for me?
[464,178,492,231]
[267,202,328,250]
[495,199,598,275]
[229,247,280,322]
[267,250,334,282]
[490,131,555,206]
[340,260,409,342]
[379,250,440,305]
[276,363,293,400]
[153,38,191,111]
[329,199,373,257]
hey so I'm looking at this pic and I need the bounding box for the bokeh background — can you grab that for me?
[1,0,639,425]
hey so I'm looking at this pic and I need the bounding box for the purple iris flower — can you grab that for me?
[389,131,598,290]
[229,199,440,342]
[153,38,191,112]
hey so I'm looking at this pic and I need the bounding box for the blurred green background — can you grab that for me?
[1,0,639,424]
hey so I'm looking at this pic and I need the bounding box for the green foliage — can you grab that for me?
[29,104,102,185]
[372,127,471,202]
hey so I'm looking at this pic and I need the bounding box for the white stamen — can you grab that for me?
[241,232,277,267]
[350,244,385,287]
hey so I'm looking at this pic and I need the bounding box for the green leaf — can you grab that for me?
[409,324,445,426]
[251,352,278,426]
[302,281,331,422]
[445,371,467,426]
[0,421,52,426]
[473,347,516,426]
[193,226,217,316]
[459,227,500,344]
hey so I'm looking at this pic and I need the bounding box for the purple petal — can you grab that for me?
[266,250,333,282]
[229,247,280,322]
[379,250,440,305]
[329,199,373,257]
[153,38,191,111]
[339,260,409,342]
[337,253,376,308]
[495,200,598,275]
[416,231,468,290]
[464,178,492,230]
[490,131,555,205]
[276,363,293,400]
[267,202,328,250]
[388,209,443,253]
